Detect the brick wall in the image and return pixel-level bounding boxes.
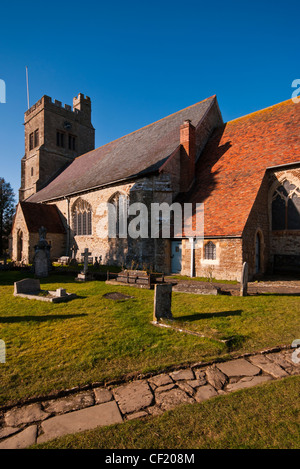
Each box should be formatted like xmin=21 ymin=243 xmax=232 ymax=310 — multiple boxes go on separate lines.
xmin=181 ymin=237 xmax=243 ymax=281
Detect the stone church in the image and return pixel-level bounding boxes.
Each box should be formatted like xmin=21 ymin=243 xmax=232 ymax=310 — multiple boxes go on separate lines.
xmin=11 ymin=92 xmax=300 ymax=280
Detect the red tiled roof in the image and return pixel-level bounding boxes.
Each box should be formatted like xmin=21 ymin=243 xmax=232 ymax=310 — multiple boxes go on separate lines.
xmin=184 ymin=98 xmax=300 ymax=237
xmin=20 ymin=202 xmax=65 ymax=233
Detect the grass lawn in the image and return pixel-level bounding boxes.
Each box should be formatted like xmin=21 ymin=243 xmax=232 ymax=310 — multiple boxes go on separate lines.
xmin=0 ymin=271 xmax=299 ymax=407
xmin=34 ymin=376 xmax=300 ymax=449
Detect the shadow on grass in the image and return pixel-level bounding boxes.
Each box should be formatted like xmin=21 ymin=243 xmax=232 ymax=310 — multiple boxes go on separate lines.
xmin=224 ymin=334 xmax=248 ymax=351
xmin=177 ymin=310 xmax=243 ymax=322
xmin=0 ymin=313 xmax=88 ymax=323
xmin=257 ymin=292 xmax=300 ymax=297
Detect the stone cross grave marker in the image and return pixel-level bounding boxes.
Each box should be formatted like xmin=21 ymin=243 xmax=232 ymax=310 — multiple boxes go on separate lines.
xmin=153 ymin=283 xmax=173 ymax=322
xmin=81 ymin=248 xmax=91 ymax=274
xmin=240 ymin=261 xmax=248 ymax=296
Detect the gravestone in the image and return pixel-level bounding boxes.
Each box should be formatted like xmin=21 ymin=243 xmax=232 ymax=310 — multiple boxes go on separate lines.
xmin=76 ymin=248 xmax=92 ymax=281
xmin=33 ymin=226 xmax=51 ymax=278
xmin=14 ymin=278 xmax=41 ymax=295
xmin=240 ymin=262 xmax=248 ymax=296
xmin=153 ymin=283 xmax=173 ymax=322
xmin=69 ymin=242 xmax=78 ymax=266
xmin=34 ymin=250 xmax=49 ymax=278
xmin=82 ymin=248 xmax=91 ymax=274
xmin=14 ymin=278 xmax=76 ymax=303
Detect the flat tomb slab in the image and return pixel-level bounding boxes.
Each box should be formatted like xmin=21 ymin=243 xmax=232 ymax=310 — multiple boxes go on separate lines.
xmin=14 ymin=291 xmax=77 ymax=303
xmin=14 ymin=279 xmax=77 ymax=302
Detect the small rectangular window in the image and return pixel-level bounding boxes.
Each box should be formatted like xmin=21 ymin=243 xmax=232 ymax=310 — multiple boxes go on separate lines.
xmin=56 ymin=131 xmax=65 ymax=147
xmin=34 ymin=129 xmax=39 ymax=147
xmin=68 ymin=135 xmax=76 ymax=151
xmin=29 ymin=133 xmax=34 ymax=150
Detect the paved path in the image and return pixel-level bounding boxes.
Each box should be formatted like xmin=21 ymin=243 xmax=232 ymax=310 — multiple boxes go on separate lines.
xmin=166 ymin=276 xmax=300 ymax=296
xmin=0 ymin=346 xmax=299 ymax=448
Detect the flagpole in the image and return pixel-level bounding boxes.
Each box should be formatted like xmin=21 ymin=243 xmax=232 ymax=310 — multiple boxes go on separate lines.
xmin=26 ymin=66 xmax=30 ymax=109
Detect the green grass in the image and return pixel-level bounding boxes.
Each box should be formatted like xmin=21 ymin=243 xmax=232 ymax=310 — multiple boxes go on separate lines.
xmin=0 ymin=271 xmax=299 ymax=407
xmin=34 ymin=376 xmax=300 ymax=449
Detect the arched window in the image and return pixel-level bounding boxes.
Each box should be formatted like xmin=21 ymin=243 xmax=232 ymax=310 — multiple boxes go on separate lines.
xmin=108 ymin=192 xmax=128 ymax=238
xmin=272 ymin=180 xmax=300 ymax=230
xmin=72 ymin=198 xmax=92 ymax=236
xmin=204 ymin=241 xmax=216 ymax=260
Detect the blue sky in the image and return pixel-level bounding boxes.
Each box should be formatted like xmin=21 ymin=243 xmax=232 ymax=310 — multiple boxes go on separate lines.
xmin=0 ymin=0 xmax=299 ymax=197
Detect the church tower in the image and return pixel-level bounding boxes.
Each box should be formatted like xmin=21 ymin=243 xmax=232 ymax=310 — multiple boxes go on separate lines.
xmin=19 ymin=93 xmax=95 ymax=201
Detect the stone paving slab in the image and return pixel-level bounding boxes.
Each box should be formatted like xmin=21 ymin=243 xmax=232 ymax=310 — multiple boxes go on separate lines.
xmin=170 ymin=369 xmax=195 ymax=381
xmin=155 ymin=388 xmax=194 ymax=411
xmin=43 ymin=391 xmax=95 ymax=415
xmin=217 ymin=358 xmax=261 ymax=377
xmin=0 ymin=425 xmax=37 ymax=449
xmin=148 ymin=373 xmax=173 ymax=388
xmin=249 ymin=355 xmax=289 ymax=379
xmin=113 ymin=380 xmax=154 ymax=414
xmin=194 ymin=384 xmax=218 ymax=402
xmin=37 ymin=401 xmax=122 ymax=444
xmin=226 ymin=375 xmax=272 ymax=392
xmin=206 ymin=365 xmax=227 ymax=390
xmin=4 ymin=403 xmax=49 ymax=427
xmin=94 ymin=388 xmax=113 ymax=404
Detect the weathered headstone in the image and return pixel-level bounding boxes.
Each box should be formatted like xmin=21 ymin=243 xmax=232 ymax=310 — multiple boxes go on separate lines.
xmin=34 ymin=250 xmax=49 ymax=278
xmin=240 ymin=261 xmax=248 ymax=296
xmin=14 ymin=278 xmax=41 ymax=295
xmin=82 ymin=248 xmax=91 ymax=275
xmin=69 ymin=242 xmax=78 ymax=266
xmin=33 ymin=226 xmax=51 ymax=278
xmin=153 ymin=283 xmax=173 ymax=322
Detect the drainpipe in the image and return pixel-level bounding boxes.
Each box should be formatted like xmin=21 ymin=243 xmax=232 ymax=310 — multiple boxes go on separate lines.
xmin=189 ymin=237 xmax=195 ymax=277
xmin=65 ymin=196 xmax=70 ymax=256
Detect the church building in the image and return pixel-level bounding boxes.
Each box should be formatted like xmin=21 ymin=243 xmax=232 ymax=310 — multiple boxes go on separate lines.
xmin=11 ymin=92 xmax=300 ymax=280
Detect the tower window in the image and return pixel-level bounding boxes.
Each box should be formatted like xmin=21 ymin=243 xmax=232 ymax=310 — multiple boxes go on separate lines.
xmin=34 ymin=129 xmax=39 ymax=147
xmin=29 ymin=129 xmax=39 ymax=150
xmin=31 ymin=167 xmax=34 ymax=177
xmin=56 ymin=131 xmax=65 ymax=147
xmin=68 ymin=135 xmax=76 ymax=151
xmin=29 ymin=133 xmax=34 ymax=150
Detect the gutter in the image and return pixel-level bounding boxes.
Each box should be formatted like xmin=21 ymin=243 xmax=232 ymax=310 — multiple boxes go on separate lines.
xmin=266 ymin=161 xmax=300 ymax=170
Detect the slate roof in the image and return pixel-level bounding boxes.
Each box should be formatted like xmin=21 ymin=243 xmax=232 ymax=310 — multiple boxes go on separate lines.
xmin=182 ymin=98 xmax=300 ymax=237
xmin=20 ymin=202 xmax=65 ymax=233
xmin=28 ymin=96 xmax=217 ymax=203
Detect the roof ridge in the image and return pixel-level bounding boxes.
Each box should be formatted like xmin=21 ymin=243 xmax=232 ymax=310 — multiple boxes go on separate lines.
xmin=76 ymin=95 xmax=217 ymax=160
xmin=226 ymin=97 xmax=295 ymax=125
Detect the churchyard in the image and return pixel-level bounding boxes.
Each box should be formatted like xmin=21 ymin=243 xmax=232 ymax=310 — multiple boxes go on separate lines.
xmin=0 ymin=268 xmax=299 ymax=448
